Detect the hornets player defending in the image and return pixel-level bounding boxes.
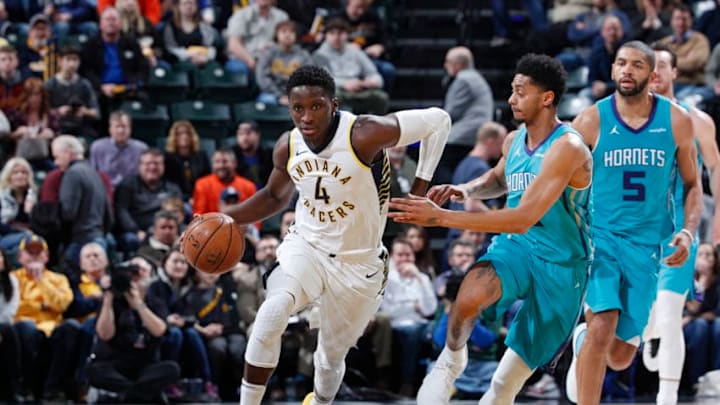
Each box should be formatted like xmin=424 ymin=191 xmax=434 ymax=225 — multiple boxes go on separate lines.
xmin=389 ymin=54 xmax=593 ymax=405
xmin=641 ymin=43 xmax=720 ymax=405
xmin=566 ymin=41 xmax=703 ymax=405
xmin=221 ymin=65 xmax=449 ymax=405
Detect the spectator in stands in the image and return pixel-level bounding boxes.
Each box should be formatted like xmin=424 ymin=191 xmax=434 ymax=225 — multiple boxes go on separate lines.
xmin=192 ymin=148 xmax=256 ymax=215
xmin=313 ymin=17 xmax=388 ymax=114
xmin=427 ymin=273 xmax=499 ymax=397
xmin=332 ymin=0 xmax=395 ymax=91
xmin=137 ymin=209 xmax=180 ymax=266
xmin=682 ymin=243 xmax=720 ymax=390
xmin=380 ymin=237 xmax=437 ymax=397
xmin=115 ymin=148 xmax=182 ymax=254
xmin=279 ymin=208 xmax=294 ymax=238
xmin=490 ymin=0 xmax=548 ymax=47
xmin=434 ymin=238 xmax=476 ymax=297
xmin=0 ymin=248 xmax=21 ymax=402
xmin=116 ymin=0 xmax=161 ymax=69
xmin=52 ymin=135 xmax=113 ymax=268
xmin=81 ymin=7 xmax=149 ymax=112
xmin=181 ymin=269 xmax=242 ymax=400
xmin=98 ymin=0 xmax=161 ymax=25
xmin=161 ymin=196 xmax=186 ymax=228
xmin=400 ymin=224 xmax=436 ymax=278
xmin=704 ymin=42 xmax=720 ymax=103
xmin=553 ymin=0 xmax=630 ymax=71
xmin=658 ymin=4 xmax=711 ymax=100
xmin=231 ymin=121 xmax=273 ymax=188
xmin=46 ymin=0 xmax=98 ymax=39
xmin=450 ymin=121 xmax=506 ymax=213
xmin=6 ymin=77 xmax=59 ymax=169
xmin=161 ymin=0 xmax=219 ymax=68
xmin=88 ymin=259 xmax=180 ymax=403
xmin=225 ymin=0 xmax=289 ymax=74
xmin=17 ymin=14 xmax=58 ymax=80
xmin=12 ymin=234 xmax=76 ymax=401
xmin=628 ymin=0 xmax=671 ymax=44
xmin=256 ymin=20 xmax=311 ymax=105
xmin=45 ymin=45 xmax=100 ymax=138
xmin=63 ymin=242 xmax=109 ymax=391
xmin=233 ymin=235 xmax=276 ymax=330
xmin=148 ymin=247 xmax=218 ymax=399
xmin=90 ymin=110 xmax=148 ymax=187
xmin=581 ymin=14 xmax=626 ymax=102
xmin=162 ymin=120 xmax=210 ymax=200
xmin=0 ymin=157 xmax=35 ymax=261
xmin=695 ymin=0 xmax=720 ymax=50
xmin=439 ymin=46 xmax=493 ymax=185
xmin=0 ymin=45 xmax=25 ymax=111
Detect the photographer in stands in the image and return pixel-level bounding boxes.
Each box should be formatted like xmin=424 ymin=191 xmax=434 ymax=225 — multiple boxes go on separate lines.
xmin=87 ymin=261 xmax=180 ymax=403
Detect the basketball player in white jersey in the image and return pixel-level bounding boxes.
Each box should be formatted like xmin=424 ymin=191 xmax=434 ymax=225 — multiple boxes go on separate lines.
xmin=643 ymin=43 xmax=720 ymax=405
xmin=221 ymin=65 xmax=450 ymax=405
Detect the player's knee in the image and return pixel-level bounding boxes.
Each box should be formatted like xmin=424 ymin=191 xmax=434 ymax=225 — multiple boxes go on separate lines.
xmin=252 ymin=292 xmax=295 ymax=342
xmin=585 ymin=312 xmax=618 ymax=349
xmin=607 ymin=339 xmax=638 ymax=370
xmin=458 ymin=261 xmax=502 ymax=307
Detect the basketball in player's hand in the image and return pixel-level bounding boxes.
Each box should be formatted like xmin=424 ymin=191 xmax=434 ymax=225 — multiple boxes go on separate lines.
xmin=181 ymin=212 xmax=245 ymax=275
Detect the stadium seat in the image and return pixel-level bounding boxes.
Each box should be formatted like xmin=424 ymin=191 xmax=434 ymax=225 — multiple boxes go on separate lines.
xmin=156 ymin=136 xmax=216 ymax=160
xmin=557 ymin=93 xmax=592 ymax=121
xmin=193 ymin=64 xmax=254 ymax=103
xmin=232 ymin=102 xmax=293 ymax=144
xmin=170 ymin=100 xmax=231 ymax=141
xmin=566 ymin=66 xmax=589 ymax=91
xmin=120 ymin=99 xmax=170 ymax=145
xmin=146 ymin=66 xmax=190 ymax=104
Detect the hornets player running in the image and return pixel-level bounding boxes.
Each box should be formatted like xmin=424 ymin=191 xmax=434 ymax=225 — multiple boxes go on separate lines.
xmin=389 ymin=54 xmax=593 ymax=405
xmin=566 ymin=41 xmax=703 ymax=405
xmin=641 ymin=43 xmax=720 ymax=405
xmin=220 ymin=66 xmax=449 ymax=405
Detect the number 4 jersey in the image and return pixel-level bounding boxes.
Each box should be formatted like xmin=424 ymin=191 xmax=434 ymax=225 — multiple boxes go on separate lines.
xmin=286 ymin=110 xmax=391 ymax=256
xmin=593 ymin=94 xmax=676 ymax=246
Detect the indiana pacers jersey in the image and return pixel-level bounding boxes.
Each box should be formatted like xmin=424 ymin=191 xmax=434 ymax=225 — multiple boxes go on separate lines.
xmin=286 ymin=111 xmax=391 ymax=256
xmin=592 ymin=94 xmax=676 ymax=246
xmin=504 ymin=123 xmax=593 ymax=264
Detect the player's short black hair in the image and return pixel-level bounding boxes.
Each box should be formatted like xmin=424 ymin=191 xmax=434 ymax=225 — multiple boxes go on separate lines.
xmin=514 ymin=54 xmax=567 ymax=106
xmin=618 ymin=40 xmax=656 ymax=69
xmin=651 ymin=42 xmax=677 ymax=68
xmin=286 ymin=65 xmax=336 ymax=98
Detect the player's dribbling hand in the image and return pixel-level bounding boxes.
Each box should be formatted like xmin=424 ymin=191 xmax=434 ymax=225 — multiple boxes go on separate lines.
xmin=426 ymin=184 xmax=466 ymax=206
xmin=665 ymin=231 xmax=691 ymax=267
xmin=388 ymin=194 xmax=443 ymax=227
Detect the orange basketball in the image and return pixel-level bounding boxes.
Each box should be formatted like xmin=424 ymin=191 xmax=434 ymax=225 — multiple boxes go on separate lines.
xmin=182 ymin=213 xmax=244 ymax=275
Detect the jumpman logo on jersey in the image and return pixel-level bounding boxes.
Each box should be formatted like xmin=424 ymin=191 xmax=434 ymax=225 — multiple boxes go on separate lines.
xmin=610 ymin=125 xmax=620 ymax=135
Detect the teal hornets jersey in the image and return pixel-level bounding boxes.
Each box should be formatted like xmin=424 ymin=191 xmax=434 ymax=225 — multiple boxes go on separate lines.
xmin=505 ymin=123 xmax=593 ymax=263
xmin=592 ymin=94 xmax=676 ymax=245
xmin=669 ymin=100 xmax=701 ymax=232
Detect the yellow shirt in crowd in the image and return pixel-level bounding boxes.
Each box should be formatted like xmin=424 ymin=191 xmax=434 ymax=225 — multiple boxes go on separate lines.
xmin=13 ymin=268 xmax=73 ymax=336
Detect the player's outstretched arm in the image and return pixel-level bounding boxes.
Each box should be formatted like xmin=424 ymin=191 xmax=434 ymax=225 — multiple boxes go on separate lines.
xmin=223 ymin=133 xmax=296 ymax=226
xmin=426 ymin=131 xmax=514 ymax=206
xmin=389 ymin=133 xmax=591 ymax=233
xmin=692 ymin=108 xmax=720 ymax=245
xmin=351 ymin=107 xmax=450 ymax=196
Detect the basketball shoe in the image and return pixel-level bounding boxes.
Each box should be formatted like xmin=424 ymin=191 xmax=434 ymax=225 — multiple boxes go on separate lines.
xmin=565 ymin=322 xmax=587 ymax=403
xmin=416 ymin=346 xmax=467 ymax=405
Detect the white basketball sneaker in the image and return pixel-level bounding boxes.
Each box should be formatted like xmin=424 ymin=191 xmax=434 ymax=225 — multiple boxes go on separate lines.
xmin=565 ymin=322 xmax=587 ymax=404
xmin=416 ymin=346 xmax=468 ymax=405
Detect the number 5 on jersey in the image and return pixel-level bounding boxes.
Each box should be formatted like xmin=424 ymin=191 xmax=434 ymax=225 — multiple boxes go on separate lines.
xmin=623 ymin=171 xmax=645 ymax=201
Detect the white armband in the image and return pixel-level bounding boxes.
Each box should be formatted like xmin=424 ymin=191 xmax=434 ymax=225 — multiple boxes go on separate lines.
xmin=394 ymin=107 xmax=450 ymax=181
